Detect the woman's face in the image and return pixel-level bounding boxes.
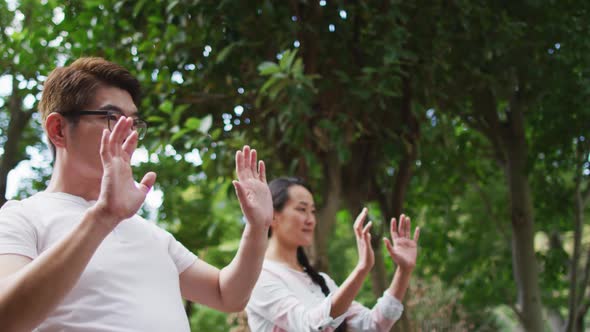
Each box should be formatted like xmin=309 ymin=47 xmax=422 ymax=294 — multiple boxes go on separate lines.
xmin=272 ymin=185 xmax=317 ymax=248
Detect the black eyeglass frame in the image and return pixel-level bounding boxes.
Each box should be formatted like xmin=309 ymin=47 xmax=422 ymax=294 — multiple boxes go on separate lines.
xmin=60 ymin=110 xmax=148 ymax=139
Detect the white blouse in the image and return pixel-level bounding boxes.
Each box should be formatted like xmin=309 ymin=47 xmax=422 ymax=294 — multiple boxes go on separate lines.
xmin=246 ymin=259 xmax=403 ymax=332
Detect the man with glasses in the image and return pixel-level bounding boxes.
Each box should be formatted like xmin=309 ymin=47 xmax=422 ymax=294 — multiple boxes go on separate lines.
xmin=60 ymin=107 xmax=148 ymax=140
xmin=0 ymin=57 xmax=273 ymax=331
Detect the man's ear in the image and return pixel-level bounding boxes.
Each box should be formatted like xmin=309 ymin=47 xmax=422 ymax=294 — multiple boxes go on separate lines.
xmin=45 ymin=113 xmax=67 ymax=148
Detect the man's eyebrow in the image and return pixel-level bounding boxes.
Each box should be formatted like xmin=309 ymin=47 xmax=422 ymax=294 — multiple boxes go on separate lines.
xmin=98 ymin=104 xmax=138 ymax=117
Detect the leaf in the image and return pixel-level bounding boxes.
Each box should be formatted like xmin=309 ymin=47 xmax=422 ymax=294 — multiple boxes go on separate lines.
xmin=292 ymin=58 xmax=304 ymax=76
xmin=210 ymin=128 xmax=222 ymax=140
xmin=185 ymin=117 xmax=201 ymax=130
xmin=148 ymin=15 xmax=164 ymax=24
xmin=159 ymin=100 xmax=174 ymax=114
xmin=268 ymin=80 xmax=289 ymax=100
xmin=166 ymin=0 xmax=179 ymax=13
xmin=170 ymin=104 xmax=189 ymax=126
xmin=171 ymin=128 xmax=189 ymax=143
xmin=146 ymin=115 xmax=167 ymax=123
xmin=216 ymin=44 xmax=235 ymax=64
xmin=258 ymin=61 xmax=280 ymax=75
xmin=217 ymin=239 xmax=240 ymax=251
xmin=279 ymin=49 xmax=298 ymax=71
xmin=259 ymin=75 xmax=281 ymax=95
xmin=132 ymin=0 xmax=147 ymax=18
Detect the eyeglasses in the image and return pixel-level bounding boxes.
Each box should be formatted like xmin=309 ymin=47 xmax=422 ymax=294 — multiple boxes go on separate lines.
xmin=61 ymin=110 xmax=148 ymax=139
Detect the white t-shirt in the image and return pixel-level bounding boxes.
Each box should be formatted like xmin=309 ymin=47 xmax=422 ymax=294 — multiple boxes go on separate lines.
xmin=246 ymin=259 xmax=403 ymax=332
xmin=0 ymin=192 xmax=198 ymax=332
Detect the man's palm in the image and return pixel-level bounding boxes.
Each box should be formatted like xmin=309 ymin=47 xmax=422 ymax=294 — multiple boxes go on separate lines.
xmin=233 ymin=146 xmax=273 ymax=228
xmin=96 ymin=118 xmax=156 ymax=228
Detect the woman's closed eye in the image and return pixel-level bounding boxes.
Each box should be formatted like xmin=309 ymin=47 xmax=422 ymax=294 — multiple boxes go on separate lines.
xmin=296 ymin=207 xmax=316 ymax=215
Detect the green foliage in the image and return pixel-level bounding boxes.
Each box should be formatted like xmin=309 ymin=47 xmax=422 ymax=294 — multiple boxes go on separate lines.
xmin=189 ymin=303 xmax=231 ymax=332
xmin=4 ymin=0 xmax=590 ymax=330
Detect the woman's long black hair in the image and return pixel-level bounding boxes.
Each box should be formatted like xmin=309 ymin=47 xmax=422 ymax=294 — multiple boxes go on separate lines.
xmin=269 ymin=177 xmax=346 ymax=332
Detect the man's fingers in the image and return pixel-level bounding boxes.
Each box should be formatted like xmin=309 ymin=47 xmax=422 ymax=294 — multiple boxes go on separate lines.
xmin=110 ymin=116 xmax=130 ymax=152
xmin=235 ymin=150 xmax=245 ymax=180
xmin=122 ymin=130 xmax=139 ymax=158
xmin=258 ymin=160 xmax=267 ymax=183
xmin=236 ymin=146 xmax=257 ymax=181
xmin=243 ymin=146 xmax=251 ymax=170
xmin=405 ymin=216 xmax=411 ymax=238
xmin=250 ymin=149 xmax=258 ymax=175
xmin=118 ymin=118 xmax=134 ymax=153
xmin=100 ymin=129 xmax=111 ymax=162
xmin=137 ymin=171 xmax=157 ymax=194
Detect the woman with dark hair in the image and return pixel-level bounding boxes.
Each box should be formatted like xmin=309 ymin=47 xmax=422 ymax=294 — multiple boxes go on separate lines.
xmin=246 ymin=177 xmax=420 ymax=332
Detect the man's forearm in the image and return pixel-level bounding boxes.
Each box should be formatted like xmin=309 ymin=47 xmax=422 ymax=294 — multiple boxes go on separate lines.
xmin=218 ymin=223 xmax=269 ymax=311
xmin=0 ymin=207 xmax=114 ymax=332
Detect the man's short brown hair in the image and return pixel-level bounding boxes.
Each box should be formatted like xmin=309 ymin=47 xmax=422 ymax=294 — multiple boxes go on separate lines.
xmin=39 ymin=57 xmax=141 ymax=156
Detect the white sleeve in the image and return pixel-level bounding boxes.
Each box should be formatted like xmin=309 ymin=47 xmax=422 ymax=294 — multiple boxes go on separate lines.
xmin=0 ymin=201 xmax=38 ymax=259
xmin=322 ymin=274 xmax=403 ymax=332
xmin=341 ymin=292 xmax=403 ymax=332
xmin=247 ymin=270 xmax=345 ymax=332
xmin=151 ymin=224 xmax=197 ymax=274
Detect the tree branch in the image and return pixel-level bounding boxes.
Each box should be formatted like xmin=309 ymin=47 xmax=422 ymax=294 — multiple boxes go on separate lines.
xmin=0 ymin=77 xmax=35 ymax=206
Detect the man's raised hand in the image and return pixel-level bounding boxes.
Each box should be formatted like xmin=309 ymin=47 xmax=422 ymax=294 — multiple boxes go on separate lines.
xmin=95 ymin=117 xmax=156 ymax=229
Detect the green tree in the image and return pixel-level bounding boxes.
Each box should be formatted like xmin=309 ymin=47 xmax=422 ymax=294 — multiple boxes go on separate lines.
xmin=5 ymin=1 xmax=590 ymax=330
xmin=428 ymin=1 xmax=590 ymax=330
xmin=0 ymin=0 xmax=66 ymax=206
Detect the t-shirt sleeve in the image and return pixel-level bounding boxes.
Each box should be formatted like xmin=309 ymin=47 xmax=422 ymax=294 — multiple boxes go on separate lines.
xmin=151 ymin=225 xmax=197 ymax=274
xmin=0 ymin=201 xmax=38 ymax=259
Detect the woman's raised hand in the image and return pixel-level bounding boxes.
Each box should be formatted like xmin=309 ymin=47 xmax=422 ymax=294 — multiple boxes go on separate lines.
xmin=383 ymin=214 xmax=420 ymax=271
xmin=353 ymin=207 xmax=374 ymax=274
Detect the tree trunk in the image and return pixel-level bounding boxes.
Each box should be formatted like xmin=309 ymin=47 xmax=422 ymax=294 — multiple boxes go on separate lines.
xmin=573 ymin=246 xmax=590 ymax=331
xmin=368 ymin=77 xmax=418 ymax=332
xmin=369 ymin=241 xmax=388 ymax=296
xmin=388 ymin=152 xmax=416 ymax=332
xmin=0 ymin=77 xmax=34 ymax=207
xmin=474 ymin=86 xmax=545 ymax=332
xmin=310 ymin=152 xmax=342 ymax=273
xmin=565 ymin=156 xmax=585 ymax=332
xmin=574 ymin=301 xmax=588 ymax=332
xmin=502 ymin=106 xmax=545 ymax=332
